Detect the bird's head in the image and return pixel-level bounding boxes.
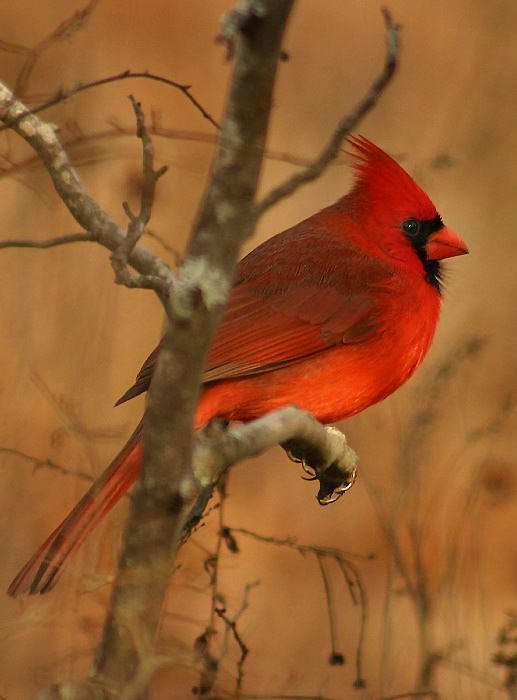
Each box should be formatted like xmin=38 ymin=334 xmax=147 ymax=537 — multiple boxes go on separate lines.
xmin=347 ymin=136 xmax=468 ymax=289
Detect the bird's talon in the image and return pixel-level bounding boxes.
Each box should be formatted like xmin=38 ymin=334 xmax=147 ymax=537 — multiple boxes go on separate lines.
xmin=285 ymin=449 xmax=303 ymax=464
xmin=337 ymin=468 xmax=357 ymax=493
xmin=316 ymin=466 xmax=358 ymax=505
xmin=301 ymin=460 xmax=315 ymax=476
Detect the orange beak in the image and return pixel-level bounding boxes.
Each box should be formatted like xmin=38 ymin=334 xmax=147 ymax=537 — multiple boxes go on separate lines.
xmin=425 ymin=226 xmax=469 ymax=261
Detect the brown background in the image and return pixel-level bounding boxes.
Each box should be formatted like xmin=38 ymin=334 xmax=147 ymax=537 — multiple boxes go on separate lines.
xmin=0 ymin=1 xmax=515 ymax=698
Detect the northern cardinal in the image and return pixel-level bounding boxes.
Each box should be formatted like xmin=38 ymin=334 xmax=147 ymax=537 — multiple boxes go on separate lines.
xmin=7 ymin=137 xmax=468 ymax=596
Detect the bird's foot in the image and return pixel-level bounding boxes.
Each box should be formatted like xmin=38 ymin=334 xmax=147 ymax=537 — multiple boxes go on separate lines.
xmin=282 ymin=426 xmax=358 ymax=505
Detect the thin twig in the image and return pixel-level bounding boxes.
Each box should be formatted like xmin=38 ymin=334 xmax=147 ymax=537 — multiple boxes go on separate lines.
xmin=0 ymin=232 xmax=95 ymax=249
xmin=0 ymin=447 xmax=93 ymax=482
xmin=0 ymin=125 xmax=348 ymax=184
xmin=0 ymin=80 xmax=174 ymax=306
xmin=335 ymin=558 xmax=368 ymax=688
xmin=192 ymin=476 xmax=228 ymax=696
xmin=378 ymin=692 xmax=439 ymax=700
xmin=316 ymin=554 xmax=344 ymax=666
xmin=254 ymin=7 xmax=400 ymax=215
xmin=232 ymin=694 xmax=338 ymax=700
xmin=214 ymin=605 xmax=250 ymax=691
xmin=12 ymin=0 xmax=101 ymax=96
xmin=143 ymin=230 xmax=183 ymax=267
xmin=0 ymin=69 xmax=220 ymax=133
xmin=230 ymin=526 xmax=372 ymax=562
xmin=231 ymin=526 xmax=371 ymax=687
xmin=109 ymin=96 xmax=170 ymax=299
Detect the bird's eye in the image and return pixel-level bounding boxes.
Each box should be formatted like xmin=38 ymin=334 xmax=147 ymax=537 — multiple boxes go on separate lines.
xmin=401 ymin=218 xmax=420 ymax=236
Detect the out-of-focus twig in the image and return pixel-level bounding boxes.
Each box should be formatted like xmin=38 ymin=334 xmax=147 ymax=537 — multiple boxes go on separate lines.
xmin=254 ymin=7 xmax=400 ymax=215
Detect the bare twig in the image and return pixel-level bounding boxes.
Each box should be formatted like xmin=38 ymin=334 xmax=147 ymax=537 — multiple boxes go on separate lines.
xmin=0 ymin=80 xmax=174 ymax=307
xmin=335 ymin=558 xmax=368 ymax=688
xmin=143 ymin=230 xmax=183 ymax=267
xmin=0 ymin=447 xmax=93 ymax=482
xmin=254 ymin=7 xmax=400 ymax=215
xmin=109 ymin=96 xmax=171 ymax=300
xmin=193 ymin=407 xmax=358 ymax=502
xmin=231 ymin=696 xmax=337 ymax=700
xmin=0 ymin=69 xmax=220 ymax=132
xmin=192 ymin=473 xmax=229 ymax=696
xmin=11 ymin=0 xmax=101 ymax=97
xmin=378 ymin=693 xmax=439 ymax=700
xmin=0 ymin=124 xmax=348 ymax=184
xmin=230 ymin=524 xmax=371 ymax=689
xmin=316 ymin=554 xmax=345 ymax=666
xmin=214 ymin=605 xmax=250 ymax=691
xmin=230 ymin=526 xmax=373 ymax=562
xmin=0 ymin=232 xmax=95 ymax=249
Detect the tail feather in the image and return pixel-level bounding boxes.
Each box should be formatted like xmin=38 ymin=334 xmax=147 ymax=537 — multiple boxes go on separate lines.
xmin=7 ymin=421 xmax=144 ymax=597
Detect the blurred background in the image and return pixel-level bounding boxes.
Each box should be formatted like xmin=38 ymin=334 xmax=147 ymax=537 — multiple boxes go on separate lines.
xmin=0 ymin=0 xmax=515 ymax=698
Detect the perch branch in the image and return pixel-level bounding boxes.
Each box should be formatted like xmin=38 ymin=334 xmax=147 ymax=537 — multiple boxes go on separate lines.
xmin=193 ymin=407 xmax=358 ymax=503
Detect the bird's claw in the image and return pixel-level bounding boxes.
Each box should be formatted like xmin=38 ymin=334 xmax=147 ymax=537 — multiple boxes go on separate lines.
xmin=283 ymin=430 xmax=358 ymax=504
xmin=316 ymin=466 xmax=358 ymax=505
xmin=300 ymin=460 xmax=317 ymax=480
xmin=286 ymin=449 xmax=317 ymax=479
xmin=285 ymin=447 xmax=303 ymax=465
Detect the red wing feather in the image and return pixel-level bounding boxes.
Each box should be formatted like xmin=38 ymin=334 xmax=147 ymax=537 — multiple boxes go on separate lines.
xmin=117 ymin=223 xmax=394 ymax=399
xmin=203 ymin=282 xmax=380 ymax=381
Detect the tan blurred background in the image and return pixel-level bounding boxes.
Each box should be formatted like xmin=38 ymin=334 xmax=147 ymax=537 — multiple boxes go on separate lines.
xmin=0 ymin=0 xmax=515 ymax=698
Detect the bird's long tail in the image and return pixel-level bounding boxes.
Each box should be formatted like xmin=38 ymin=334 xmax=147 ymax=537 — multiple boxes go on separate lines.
xmin=7 ymin=420 xmax=144 ymax=597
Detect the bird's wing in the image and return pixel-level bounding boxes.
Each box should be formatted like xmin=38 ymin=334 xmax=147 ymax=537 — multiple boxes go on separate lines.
xmin=116 ymin=227 xmax=395 ymax=401
xmin=115 ymin=347 xmax=159 ymax=405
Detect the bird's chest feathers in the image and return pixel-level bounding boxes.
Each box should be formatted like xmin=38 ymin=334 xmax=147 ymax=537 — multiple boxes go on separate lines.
xmin=298 ymin=276 xmax=441 ymax=421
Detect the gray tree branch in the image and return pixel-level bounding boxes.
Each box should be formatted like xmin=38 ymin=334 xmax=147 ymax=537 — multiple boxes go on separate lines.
xmin=0 ymin=80 xmax=174 ymax=305
xmin=254 ymin=7 xmax=400 ymax=215
xmin=89 ymin=1 xmax=297 ymax=697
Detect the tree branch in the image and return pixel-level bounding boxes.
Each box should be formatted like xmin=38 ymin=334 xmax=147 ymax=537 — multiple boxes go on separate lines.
xmin=109 ymin=96 xmax=171 ymax=301
xmin=0 ymin=69 xmax=220 ymax=132
xmin=0 ymin=124 xmax=348 ymax=184
xmin=88 ymin=2 xmax=297 ymax=696
xmin=0 ymin=232 xmax=95 ymax=249
xmin=0 ymin=81 xmax=174 ymax=307
xmin=254 ymin=6 xmax=400 ymax=215
xmin=192 ymin=407 xmax=358 ymax=504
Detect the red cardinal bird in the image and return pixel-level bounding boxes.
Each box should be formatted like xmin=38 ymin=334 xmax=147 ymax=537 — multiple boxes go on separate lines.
xmin=7 ymin=137 xmax=468 ymax=596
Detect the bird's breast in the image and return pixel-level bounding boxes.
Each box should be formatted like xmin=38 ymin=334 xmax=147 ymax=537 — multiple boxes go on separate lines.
xmin=195 ymin=286 xmax=441 ymax=428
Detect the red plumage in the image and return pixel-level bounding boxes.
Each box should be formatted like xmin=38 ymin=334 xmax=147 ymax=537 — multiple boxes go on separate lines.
xmin=7 ymin=137 xmax=468 ymax=596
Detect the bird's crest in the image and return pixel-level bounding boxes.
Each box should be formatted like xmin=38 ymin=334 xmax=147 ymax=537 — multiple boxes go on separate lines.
xmin=347 ymin=135 xmax=439 ymax=222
